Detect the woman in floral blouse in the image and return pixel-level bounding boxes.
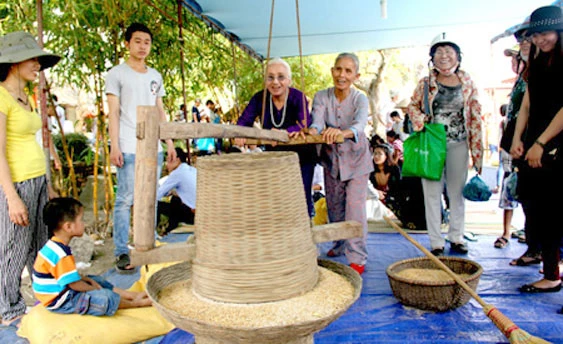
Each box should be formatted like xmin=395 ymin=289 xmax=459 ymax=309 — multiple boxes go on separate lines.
xmin=406 ymin=33 xmax=483 ymax=257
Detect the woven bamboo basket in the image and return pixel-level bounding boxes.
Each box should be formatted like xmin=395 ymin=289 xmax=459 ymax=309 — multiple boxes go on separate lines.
xmin=386 ymin=257 xmax=483 ymax=312
xmin=146 ymin=259 xmax=362 ymax=344
xmin=193 ymin=152 xmax=318 ymax=303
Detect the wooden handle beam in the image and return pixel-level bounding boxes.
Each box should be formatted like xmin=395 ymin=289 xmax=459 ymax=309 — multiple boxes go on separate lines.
xmin=245 ymin=133 xmax=343 ymax=146
xmin=312 ymin=221 xmax=363 ymax=243
xmin=159 ymin=122 xmax=289 ymax=141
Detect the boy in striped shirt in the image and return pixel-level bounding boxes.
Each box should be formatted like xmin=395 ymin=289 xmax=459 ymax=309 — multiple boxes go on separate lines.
xmin=32 ymin=198 xmax=151 ymax=315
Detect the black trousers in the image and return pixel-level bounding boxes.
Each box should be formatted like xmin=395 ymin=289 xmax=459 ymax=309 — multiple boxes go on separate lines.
xmin=157 ymin=195 xmax=194 ymax=234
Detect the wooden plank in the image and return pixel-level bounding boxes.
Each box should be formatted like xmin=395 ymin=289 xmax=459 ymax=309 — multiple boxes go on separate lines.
xmin=245 ymin=133 xmax=344 ymax=146
xmin=133 ymin=106 xmax=160 ymax=252
xmin=159 ymin=122 xmax=289 ymax=141
xmin=130 ymin=243 xmax=196 ymax=266
xmin=312 ymin=221 xmax=363 ymax=243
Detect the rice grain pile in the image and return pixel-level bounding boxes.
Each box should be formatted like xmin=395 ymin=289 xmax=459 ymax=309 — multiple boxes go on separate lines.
xmin=158 ymin=267 xmax=354 ymax=328
xmin=396 ymin=268 xmax=470 ymax=282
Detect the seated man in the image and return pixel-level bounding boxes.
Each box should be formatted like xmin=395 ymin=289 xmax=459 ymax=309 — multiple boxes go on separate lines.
xmin=157 ymin=147 xmax=197 ymax=234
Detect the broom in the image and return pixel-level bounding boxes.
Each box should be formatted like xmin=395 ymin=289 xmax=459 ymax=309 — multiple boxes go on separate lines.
xmin=383 ymin=216 xmax=551 ymax=344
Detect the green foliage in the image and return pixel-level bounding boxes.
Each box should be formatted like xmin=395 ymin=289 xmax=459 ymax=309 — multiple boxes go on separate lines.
xmin=53 ymin=133 xmax=94 ymax=166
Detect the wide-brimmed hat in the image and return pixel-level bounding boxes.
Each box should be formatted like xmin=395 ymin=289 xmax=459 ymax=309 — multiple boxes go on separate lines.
xmin=0 ymin=31 xmax=60 ymax=70
xmin=527 ymin=6 xmax=563 ymax=34
xmin=513 ymin=20 xmax=529 ymax=40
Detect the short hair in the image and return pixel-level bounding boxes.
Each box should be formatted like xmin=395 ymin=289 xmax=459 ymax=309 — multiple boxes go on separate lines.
xmin=179 ymin=104 xmax=185 ymax=110
xmin=43 ymin=197 xmax=84 ymax=237
xmin=334 ymin=53 xmax=360 ymax=73
xmin=52 ymin=95 xmax=58 ymax=102
xmin=206 ymin=99 xmax=215 ymax=106
xmin=267 ymin=57 xmax=292 ymax=79
xmin=386 ymin=130 xmax=399 ymax=139
xmin=175 ymin=147 xmax=187 ymax=163
xmin=389 ymin=111 xmax=401 ymax=118
xmin=125 ymin=22 xmax=152 ymax=42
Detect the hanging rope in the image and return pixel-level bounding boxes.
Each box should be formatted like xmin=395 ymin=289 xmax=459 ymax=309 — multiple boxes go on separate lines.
xmin=260 ymin=0 xmax=276 ymax=127
xmin=295 ymin=0 xmax=307 ymax=129
xmin=231 ymin=41 xmax=241 ymax=122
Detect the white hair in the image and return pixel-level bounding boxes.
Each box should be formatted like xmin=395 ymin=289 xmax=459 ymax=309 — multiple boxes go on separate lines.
xmin=266 ymin=57 xmax=292 ymax=79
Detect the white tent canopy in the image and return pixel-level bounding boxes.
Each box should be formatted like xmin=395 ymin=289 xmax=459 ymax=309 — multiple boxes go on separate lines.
xmin=183 ymin=0 xmax=553 ymax=60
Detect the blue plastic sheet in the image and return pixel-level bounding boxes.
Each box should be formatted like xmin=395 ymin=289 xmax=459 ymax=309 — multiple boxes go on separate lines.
xmin=5 ymin=232 xmax=560 ymax=343
xmin=157 ymin=232 xmax=562 ymax=344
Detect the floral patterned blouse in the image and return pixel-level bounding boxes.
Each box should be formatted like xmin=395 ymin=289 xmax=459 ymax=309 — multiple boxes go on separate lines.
xmin=406 ymin=69 xmax=483 ymax=170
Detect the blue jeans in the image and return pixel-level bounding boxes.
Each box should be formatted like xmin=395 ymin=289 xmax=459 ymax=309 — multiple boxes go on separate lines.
xmin=49 ymin=276 xmax=120 ymax=316
xmin=113 ymin=152 xmax=163 ymax=257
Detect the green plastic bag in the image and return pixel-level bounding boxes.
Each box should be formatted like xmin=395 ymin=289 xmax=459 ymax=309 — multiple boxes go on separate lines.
xmin=402 ymin=123 xmax=447 ymax=181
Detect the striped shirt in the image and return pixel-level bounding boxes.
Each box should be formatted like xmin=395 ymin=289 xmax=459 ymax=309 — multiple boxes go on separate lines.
xmin=32 ymin=237 xmax=81 ymax=308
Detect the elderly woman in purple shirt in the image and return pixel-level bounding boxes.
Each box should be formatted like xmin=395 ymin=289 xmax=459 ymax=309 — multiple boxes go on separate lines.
xmin=308 ymin=53 xmax=373 ymax=275
xmin=236 ymin=58 xmax=317 ymax=217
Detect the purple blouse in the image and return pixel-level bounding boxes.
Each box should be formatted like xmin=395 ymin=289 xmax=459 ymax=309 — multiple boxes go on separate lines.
xmin=237 ymin=87 xmax=311 ymax=132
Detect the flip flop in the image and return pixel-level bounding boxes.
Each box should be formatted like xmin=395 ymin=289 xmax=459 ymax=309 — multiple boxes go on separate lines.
xmin=494 ymin=237 xmax=509 ymax=249
xmin=115 ymin=254 xmax=136 ymax=274
xmin=510 ymin=254 xmax=542 ymax=266
xmin=464 ymin=232 xmax=478 ymax=242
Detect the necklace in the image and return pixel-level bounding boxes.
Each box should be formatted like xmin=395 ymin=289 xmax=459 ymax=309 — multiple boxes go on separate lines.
xmin=17 ymin=96 xmax=29 ymax=106
xmin=1 ymin=82 xmax=28 ymax=106
xmin=269 ymin=90 xmax=288 ymax=128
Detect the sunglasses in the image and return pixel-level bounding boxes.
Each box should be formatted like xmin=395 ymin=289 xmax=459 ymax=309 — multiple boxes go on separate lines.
xmin=517 ymin=36 xmax=532 ymax=44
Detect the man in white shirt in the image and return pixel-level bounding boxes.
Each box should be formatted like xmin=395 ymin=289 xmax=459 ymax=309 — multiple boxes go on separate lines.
xmin=157 ymin=148 xmax=197 ymax=234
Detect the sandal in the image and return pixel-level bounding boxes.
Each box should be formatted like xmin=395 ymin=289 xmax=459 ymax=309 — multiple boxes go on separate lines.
xmin=510 ymin=252 xmax=542 ymax=266
xmin=494 ymin=237 xmax=509 ymax=249
xmin=115 ymin=254 xmax=136 ymax=274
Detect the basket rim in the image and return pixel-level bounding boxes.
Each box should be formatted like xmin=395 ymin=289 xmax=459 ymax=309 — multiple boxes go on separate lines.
xmin=147 ymin=259 xmax=362 ymax=334
xmin=385 ymin=256 xmax=483 ymax=286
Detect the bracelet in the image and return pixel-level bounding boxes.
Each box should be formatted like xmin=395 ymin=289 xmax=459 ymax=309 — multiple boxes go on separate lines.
xmin=534 ymin=140 xmax=546 ymax=148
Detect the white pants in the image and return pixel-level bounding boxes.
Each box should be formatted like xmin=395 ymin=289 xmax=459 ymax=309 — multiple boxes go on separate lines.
xmin=422 ymin=140 xmax=469 ymax=250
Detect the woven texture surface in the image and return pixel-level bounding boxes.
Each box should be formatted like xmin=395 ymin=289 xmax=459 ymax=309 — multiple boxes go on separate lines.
xmin=193 ymin=152 xmax=317 ymax=303
xmin=386 ymin=257 xmax=483 ymax=312
xmin=147 ymin=259 xmax=361 ymax=344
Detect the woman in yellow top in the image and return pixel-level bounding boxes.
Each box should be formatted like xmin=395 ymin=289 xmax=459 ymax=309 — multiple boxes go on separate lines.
xmin=0 ymin=31 xmax=60 ymax=327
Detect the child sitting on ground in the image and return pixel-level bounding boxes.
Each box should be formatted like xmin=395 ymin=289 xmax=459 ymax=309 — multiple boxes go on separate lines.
xmin=32 ymin=197 xmax=152 ymax=316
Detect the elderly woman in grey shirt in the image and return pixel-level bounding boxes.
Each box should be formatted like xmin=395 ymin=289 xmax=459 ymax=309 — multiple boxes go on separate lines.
xmin=308 ymin=53 xmax=373 ymax=275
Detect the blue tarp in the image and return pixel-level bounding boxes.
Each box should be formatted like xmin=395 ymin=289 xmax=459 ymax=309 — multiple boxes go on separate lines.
xmin=4 ymin=231 xmax=560 ymax=343
xmin=151 ymin=232 xmax=562 ymax=344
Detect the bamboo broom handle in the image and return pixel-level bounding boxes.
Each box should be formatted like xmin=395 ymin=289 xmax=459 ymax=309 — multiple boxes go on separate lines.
xmin=383 ymin=216 xmax=488 ymax=308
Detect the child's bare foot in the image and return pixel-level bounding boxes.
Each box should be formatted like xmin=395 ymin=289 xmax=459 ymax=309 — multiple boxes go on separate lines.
xmin=136 ymin=295 xmax=152 ymax=307
xmin=134 ymin=291 xmax=149 ymax=302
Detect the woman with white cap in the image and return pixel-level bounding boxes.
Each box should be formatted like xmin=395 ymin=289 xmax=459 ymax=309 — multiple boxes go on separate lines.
xmin=406 ymin=33 xmax=483 ymax=256
xmin=510 ymin=5 xmax=563 ymax=296
xmin=0 ymin=31 xmax=60 ymax=327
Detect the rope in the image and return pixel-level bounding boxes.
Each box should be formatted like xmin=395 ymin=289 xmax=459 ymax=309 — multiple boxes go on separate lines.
xmin=231 ymin=42 xmax=240 ymax=122
xmin=260 ymin=0 xmax=276 ymax=127
xmin=295 ymin=0 xmax=307 ymax=129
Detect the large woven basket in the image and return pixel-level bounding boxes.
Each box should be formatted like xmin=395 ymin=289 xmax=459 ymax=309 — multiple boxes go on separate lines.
xmin=146 ymin=259 xmax=362 ymax=344
xmin=386 ymin=257 xmax=482 ymax=312
xmin=193 ymin=152 xmax=317 ymax=303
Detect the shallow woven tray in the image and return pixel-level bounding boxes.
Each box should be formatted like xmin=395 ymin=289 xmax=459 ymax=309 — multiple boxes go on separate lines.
xmin=146 ymin=259 xmax=362 ymax=344
xmin=386 ymin=257 xmax=483 ymax=312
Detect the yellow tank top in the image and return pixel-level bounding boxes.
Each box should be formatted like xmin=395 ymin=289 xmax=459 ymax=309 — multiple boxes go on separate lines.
xmin=0 ymin=86 xmax=46 ymax=182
